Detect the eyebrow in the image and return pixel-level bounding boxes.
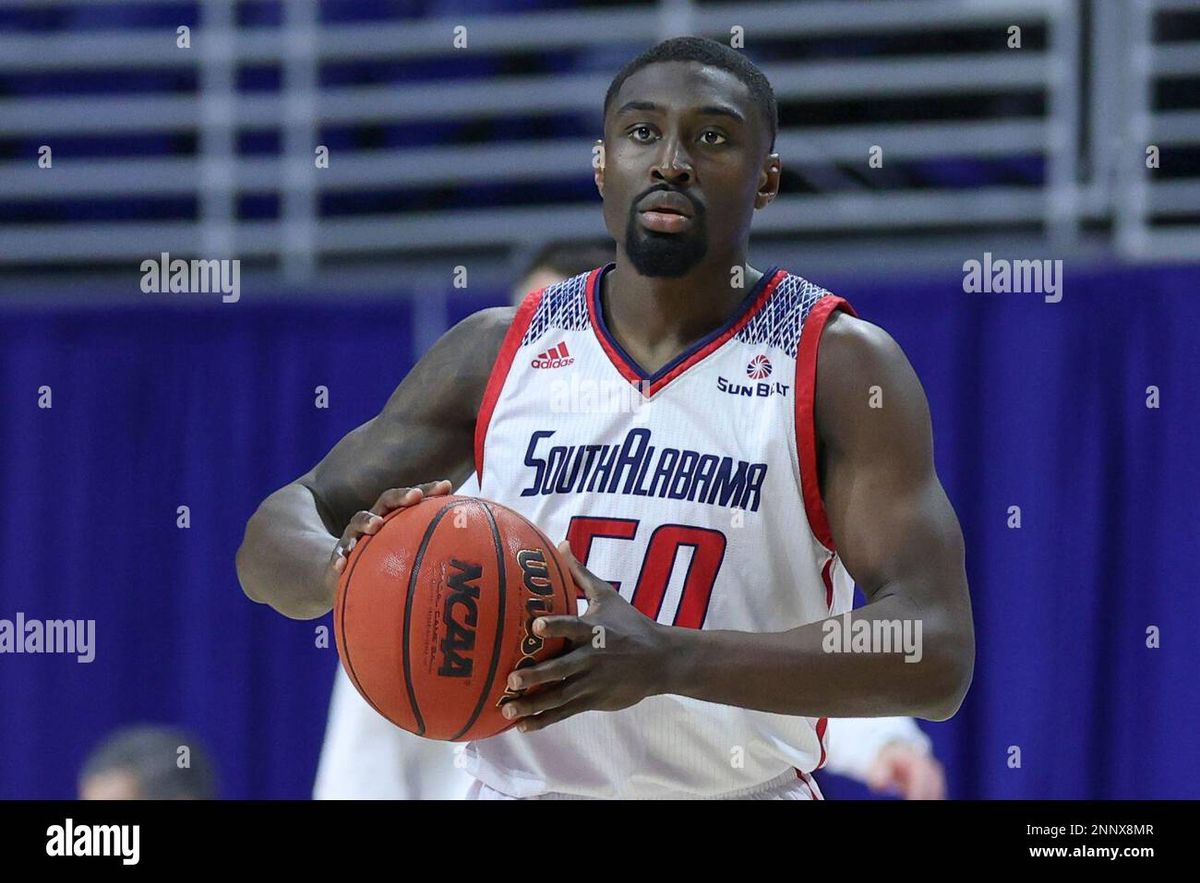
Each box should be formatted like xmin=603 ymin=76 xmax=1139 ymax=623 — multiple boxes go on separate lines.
xmin=615 ymin=100 xmax=745 ymax=124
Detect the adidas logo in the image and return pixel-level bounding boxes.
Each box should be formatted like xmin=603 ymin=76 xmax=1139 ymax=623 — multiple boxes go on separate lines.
xmin=531 ymin=341 xmax=574 ymax=369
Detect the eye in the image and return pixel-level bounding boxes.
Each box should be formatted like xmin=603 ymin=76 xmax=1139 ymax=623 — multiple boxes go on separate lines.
xmin=699 ymin=130 xmax=727 ymax=145
xmin=629 ymin=125 xmax=656 ymax=143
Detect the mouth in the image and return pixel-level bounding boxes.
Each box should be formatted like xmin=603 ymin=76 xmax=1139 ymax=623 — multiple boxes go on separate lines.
xmin=637 ymin=206 xmax=694 ymax=233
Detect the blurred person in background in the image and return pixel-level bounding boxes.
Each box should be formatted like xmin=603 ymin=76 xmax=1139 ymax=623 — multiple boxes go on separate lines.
xmin=79 ymin=725 xmax=216 ymax=800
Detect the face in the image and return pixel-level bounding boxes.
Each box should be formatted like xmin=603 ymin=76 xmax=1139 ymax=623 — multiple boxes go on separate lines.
xmin=596 ymin=61 xmax=779 ymax=278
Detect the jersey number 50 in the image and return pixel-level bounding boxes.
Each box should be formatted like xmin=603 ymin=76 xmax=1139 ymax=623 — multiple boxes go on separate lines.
xmin=565 ymin=516 xmax=727 ymax=629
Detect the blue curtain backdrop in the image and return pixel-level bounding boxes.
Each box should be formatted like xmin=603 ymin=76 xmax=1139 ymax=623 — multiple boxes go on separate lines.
xmin=1 ymin=263 xmax=1196 ymax=799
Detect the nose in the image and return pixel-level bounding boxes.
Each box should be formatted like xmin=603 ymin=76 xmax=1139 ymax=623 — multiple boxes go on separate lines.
xmin=651 ymin=136 xmax=692 ymax=184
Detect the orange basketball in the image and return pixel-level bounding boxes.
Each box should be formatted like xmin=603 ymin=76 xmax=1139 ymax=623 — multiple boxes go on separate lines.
xmin=333 ymin=495 xmax=577 ymax=741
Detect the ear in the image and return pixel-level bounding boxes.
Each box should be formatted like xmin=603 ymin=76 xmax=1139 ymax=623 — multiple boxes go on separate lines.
xmin=755 ymin=153 xmax=781 ymax=209
xmin=593 ymin=139 xmax=606 ymax=198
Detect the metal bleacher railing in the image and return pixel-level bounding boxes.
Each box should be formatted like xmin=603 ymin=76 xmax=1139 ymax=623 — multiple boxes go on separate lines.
xmin=0 ymin=0 xmax=1197 ymax=299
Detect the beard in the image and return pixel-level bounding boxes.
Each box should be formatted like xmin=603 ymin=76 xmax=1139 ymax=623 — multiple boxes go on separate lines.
xmin=624 ymin=207 xmax=708 ymax=277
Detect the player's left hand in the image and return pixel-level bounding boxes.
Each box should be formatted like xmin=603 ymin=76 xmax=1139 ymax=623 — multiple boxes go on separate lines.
xmin=500 ymin=541 xmax=672 ymax=732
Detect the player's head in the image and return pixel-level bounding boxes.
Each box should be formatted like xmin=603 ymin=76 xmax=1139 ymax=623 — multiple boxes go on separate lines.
xmin=597 ymin=36 xmax=780 ymax=278
xmin=511 ymin=240 xmax=617 ymax=305
xmin=78 ymin=725 xmax=216 ymax=800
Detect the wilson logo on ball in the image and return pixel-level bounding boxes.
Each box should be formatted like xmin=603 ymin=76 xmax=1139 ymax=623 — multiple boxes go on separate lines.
xmin=438 ymin=559 xmax=481 ymax=678
xmin=497 ymin=548 xmax=556 ymax=706
xmin=746 ymin=354 xmax=772 ymax=379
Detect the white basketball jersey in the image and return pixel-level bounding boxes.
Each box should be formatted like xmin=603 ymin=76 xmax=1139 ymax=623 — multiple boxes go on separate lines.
xmin=464 ymin=262 xmax=858 ymax=798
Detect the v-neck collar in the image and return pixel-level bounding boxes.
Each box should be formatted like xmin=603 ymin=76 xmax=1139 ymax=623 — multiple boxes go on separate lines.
xmin=586 ymin=261 xmax=782 ymax=398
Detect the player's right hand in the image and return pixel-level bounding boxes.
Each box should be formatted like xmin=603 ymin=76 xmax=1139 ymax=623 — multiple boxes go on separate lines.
xmin=324 ymin=480 xmax=453 ymax=601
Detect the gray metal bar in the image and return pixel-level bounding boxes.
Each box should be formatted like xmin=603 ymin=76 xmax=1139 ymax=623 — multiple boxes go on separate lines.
xmin=0 ymin=188 xmax=1048 ymax=262
xmin=280 ymin=0 xmax=318 ymax=282
xmin=1115 ymin=0 xmax=1154 ymax=259
xmin=198 ymin=0 xmax=236 ymax=260
xmin=1045 ymin=0 xmax=1082 ymax=246
xmin=0 ymin=55 xmax=1053 ymax=136
xmin=0 ymin=119 xmax=1051 ymax=199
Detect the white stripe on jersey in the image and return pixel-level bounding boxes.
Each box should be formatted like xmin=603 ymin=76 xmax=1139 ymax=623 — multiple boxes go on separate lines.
xmin=465 ymin=262 xmax=857 ymax=798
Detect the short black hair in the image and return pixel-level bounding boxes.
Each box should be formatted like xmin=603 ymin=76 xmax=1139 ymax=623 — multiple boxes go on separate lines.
xmin=604 ymin=36 xmax=778 ymax=154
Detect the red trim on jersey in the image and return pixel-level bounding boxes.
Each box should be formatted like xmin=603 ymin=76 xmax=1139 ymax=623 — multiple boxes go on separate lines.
xmin=795 ymin=768 xmax=823 ymax=799
xmin=587 ymin=265 xmax=786 ymax=398
xmin=794 ymin=294 xmax=859 ymax=553
xmin=808 ymin=532 xmax=841 ymax=773
xmin=474 ymin=289 xmax=544 ymax=480
xmin=821 ymin=556 xmax=835 ymax=610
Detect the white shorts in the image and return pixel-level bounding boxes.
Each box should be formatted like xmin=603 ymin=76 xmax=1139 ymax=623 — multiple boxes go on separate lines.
xmin=466 ymin=769 xmax=824 ymax=800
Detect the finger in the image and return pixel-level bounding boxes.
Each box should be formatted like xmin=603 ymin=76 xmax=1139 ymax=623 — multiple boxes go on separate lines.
xmin=370 ymin=487 xmax=424 ymax=515
xmin=531 ymin=615 xmax=593 ymax=644
xmin=503 ymin=675 xmax=587 ymax=720
xmin=371 ymin=481 xmax=455 ymax=516
xmin=556 ymin=541 xmax=616 ymax=605
xmin=420 ymin=479 xmax=454 ymax=497
xmin=334 ymin=510 xmax=384 ymax=560
xmin=506 ymin=647 xmax=590 ymax=692
xmin=516 ymin=697 xmax=592 ymax=733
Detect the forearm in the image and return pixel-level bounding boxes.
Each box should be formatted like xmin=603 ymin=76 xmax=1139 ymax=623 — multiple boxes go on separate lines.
xmin=661 ymin=592 xmax=972 ymax=721
xmin=236 ymin=483 xmax=337 ymax=620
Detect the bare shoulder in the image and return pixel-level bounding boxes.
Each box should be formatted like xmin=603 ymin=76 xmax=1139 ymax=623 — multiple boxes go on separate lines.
xmin=444 ymin=305 xmax=517 ymax=364
xmin=402 ymin=305 xmax=518 ymax=419
xmin=814 ymin=309 xmax=932 ymax=454
xmin=816 ymin=310 xmax=912 ymax=386
xmin=458 ymin=305 xmax=520 ymax=414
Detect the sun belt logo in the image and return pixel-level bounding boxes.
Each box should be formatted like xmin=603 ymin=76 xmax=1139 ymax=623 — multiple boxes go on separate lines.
xmin=532 ymin=341 xmax=574 ymax=369
xmin=746 ymin=354 xmax=772 ymax=379
xmin=718 ymin=353 xmax=790 ymax=398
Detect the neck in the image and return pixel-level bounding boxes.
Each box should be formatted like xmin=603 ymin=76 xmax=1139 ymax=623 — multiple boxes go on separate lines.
xmin=600 ymin=253 xmax=765 ymax=374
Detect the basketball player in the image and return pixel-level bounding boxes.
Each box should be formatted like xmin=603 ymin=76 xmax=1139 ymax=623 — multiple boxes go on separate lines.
xmin=238 ymin=37 xmax=974 ymax=800
xmin=313 ymin=244 xmax=948 ymax=800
